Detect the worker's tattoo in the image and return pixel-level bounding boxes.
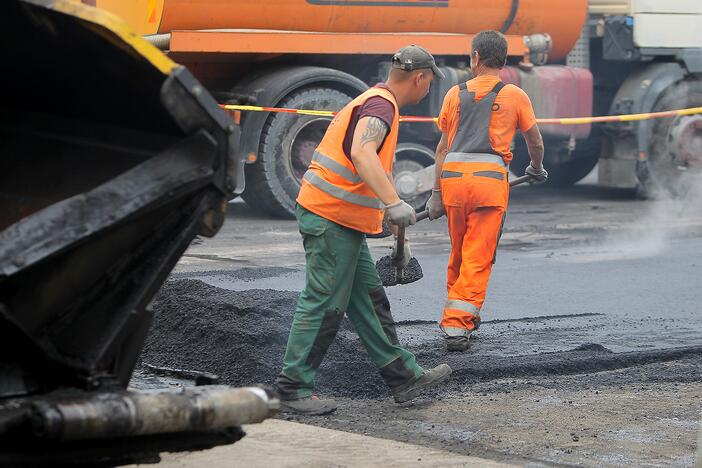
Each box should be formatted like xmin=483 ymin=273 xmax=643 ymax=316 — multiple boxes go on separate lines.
xmin=360 ymin=117 xmax=388 ymax=148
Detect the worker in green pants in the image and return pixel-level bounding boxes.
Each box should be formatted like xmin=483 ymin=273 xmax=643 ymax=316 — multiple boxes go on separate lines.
xmin=276 ymin=46 xmax=452 ymax=415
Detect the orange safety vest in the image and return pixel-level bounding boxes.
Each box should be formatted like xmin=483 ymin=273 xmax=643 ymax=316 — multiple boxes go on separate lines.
xmin=297 ymin=87 xmax=400 ymax=234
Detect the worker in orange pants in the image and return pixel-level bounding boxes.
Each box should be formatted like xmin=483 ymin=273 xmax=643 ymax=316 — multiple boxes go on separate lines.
xmin=442 ymin=167 xmax=508 ymax=333
xmin=426 ymin=30 xmax=548 ymax=351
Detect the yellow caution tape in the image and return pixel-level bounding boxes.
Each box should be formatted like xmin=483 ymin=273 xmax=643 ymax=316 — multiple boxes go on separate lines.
xmin=538 ymin=106 xmax=702 ymax=125
xmin=221 ymin=104 xmax=702 ymax=125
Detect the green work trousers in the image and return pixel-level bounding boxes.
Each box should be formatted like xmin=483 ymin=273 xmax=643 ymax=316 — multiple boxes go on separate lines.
xmin=276 ymin=205 xmax=423 ymax=400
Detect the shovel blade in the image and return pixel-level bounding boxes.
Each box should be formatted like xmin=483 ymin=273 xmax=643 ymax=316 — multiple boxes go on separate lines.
xmin=375 ymin=256 xmax=424 ymax=287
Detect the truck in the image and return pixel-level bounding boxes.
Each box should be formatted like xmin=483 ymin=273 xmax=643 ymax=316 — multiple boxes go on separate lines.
xmin=89 ymin=0 xmax=702 ymax=217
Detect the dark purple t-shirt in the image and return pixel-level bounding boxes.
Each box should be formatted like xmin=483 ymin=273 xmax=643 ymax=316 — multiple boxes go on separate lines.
xmin=342 ymin=83 xmax=396 ymax=160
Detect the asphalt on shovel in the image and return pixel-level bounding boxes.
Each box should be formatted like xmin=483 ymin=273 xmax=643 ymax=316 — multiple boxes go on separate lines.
xmin=376 ymin=174 xmax=533 ymax=287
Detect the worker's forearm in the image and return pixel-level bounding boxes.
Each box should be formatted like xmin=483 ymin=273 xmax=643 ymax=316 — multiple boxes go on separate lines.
xmin=352 ymin=149 xmax=401 ymax=205
xmin=433 ymin=139 xmax=448 ymax=189
xmin=527 ymin=143 xmax=544 ymax=169
xmin=523 ymin=125 xmax=545 ymax=169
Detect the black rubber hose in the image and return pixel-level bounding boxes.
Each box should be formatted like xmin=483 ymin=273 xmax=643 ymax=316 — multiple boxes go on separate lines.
xmin=500 ymin=0 xmax=519 ymax=33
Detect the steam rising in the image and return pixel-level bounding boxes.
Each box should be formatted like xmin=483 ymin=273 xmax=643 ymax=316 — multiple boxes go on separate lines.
xmin=562 ymin=170 xmax=702 ymax=263
xmin=617 ymin=173 xmax=702 ymax=258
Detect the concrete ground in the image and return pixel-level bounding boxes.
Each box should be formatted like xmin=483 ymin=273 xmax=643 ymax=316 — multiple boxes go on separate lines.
xmin=145 ymin=419 xmax=516 ymax=468
xmin=145 ymin=176 xmax=702 ymax=466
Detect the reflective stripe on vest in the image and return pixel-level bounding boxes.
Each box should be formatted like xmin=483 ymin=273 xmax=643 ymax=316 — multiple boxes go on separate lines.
xmin=444 ymin=152 xmax=507 ymax=167
xmin=302 ymin=171 xmax=384 ymax=209
xmin=312 ymin=150 xmax=363 ymax=184
xmin=313 ymin=150 xmax=391 ymax=181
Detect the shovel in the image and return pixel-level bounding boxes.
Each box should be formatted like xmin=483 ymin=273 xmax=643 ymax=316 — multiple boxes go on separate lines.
xmin=375 ymin=174 xmax=534 ymax=287
xmin=375 ymin=224 xmax=424 ymax=287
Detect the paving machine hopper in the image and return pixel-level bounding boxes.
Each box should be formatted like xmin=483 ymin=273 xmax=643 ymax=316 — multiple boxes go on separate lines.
xmin=0 ymin=1 xmax=275 ymax=466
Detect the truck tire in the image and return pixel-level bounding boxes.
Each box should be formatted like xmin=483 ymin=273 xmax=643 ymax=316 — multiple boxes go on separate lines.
xmin=549 ymin=129 xmax=601 ymax=187
xmin=241 ymin=87 xmax=352 ymax=218
xmin=640 ymin=78 xmax=702 ymax=198
xmin=393 ymin=142 xmax=435 ymax=211
xmin=546 ymin=155 xmax=598 ymax=187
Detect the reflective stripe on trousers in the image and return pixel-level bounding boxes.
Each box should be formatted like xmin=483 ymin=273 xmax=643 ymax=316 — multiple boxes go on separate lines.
xmin=441 ymin=299 xmax=481 ymax=337
xmin=441 ymin=326 xmax=475 ymax=338
xmin=444 ymin=152 xmax=507 ymax=167
xmin=441 ymin=170 xmax=506 ymax=181
xmin=445 ymin=299 xmax=480 ymax=314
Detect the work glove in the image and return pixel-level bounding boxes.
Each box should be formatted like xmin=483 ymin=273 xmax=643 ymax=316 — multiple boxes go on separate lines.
xmin=525 ymin=163 xmax=548 ymax=184
xmin=425 ymin=189 xmax=445 ymax=220
xmin=392 ymin=237 xmax=412 ymax=269
xmin=385 ymin=200 xmax=417 ymax=227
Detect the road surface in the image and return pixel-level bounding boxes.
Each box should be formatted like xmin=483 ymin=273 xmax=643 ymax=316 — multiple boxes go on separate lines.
xmin=137 ymin=179 xmax=702 ymax=466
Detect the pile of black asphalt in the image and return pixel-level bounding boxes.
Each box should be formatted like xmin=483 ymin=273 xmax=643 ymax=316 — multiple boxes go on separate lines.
xmin=141 ymin=279 xmax=389 ymax=398
xmin=138 ymin=278 xmax=702 ymax=399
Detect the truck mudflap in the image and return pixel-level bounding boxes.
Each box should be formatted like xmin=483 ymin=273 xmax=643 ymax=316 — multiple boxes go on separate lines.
xmin=0 ymin=1 xmax=266 ymax=465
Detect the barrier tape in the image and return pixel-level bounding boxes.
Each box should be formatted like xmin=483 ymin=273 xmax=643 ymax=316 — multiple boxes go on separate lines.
xmin=221 ymin=104 xmax=702 ymax=125
xmin=537 ymin=106 xmax=702 ymax=125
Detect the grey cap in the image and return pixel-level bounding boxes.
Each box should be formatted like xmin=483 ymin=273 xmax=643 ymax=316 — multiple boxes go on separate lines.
xmin=392 ymin=45 xmax=445 ymax=79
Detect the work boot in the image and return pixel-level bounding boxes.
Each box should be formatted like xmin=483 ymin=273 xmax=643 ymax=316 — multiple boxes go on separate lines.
xmin=392 ymin=364 xmax=452 ymax=403
xmin=279 ymin=395 xmax=337 ymax=416
xmin=445 ymin=335 xmax=471 ymax=352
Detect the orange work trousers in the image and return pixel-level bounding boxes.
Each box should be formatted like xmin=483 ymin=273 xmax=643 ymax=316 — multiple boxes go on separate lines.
xmin=439 ymin=163 xmax=509 ymax=337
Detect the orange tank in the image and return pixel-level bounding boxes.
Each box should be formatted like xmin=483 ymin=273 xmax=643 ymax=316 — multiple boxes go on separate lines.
xmin=94 ymin=0 xmax=587 ymax=61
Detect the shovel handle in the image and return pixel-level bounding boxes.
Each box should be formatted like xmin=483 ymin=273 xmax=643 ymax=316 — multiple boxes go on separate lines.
xmin=414 ymin=175 xmax=533 ymax=223
xmin=509 ymin=174 xmax=533 ymax=186
xmin=394 ymin=225 xmax=405 ymax=280
xmin=393 ymin=225 xmax=405 ymax=261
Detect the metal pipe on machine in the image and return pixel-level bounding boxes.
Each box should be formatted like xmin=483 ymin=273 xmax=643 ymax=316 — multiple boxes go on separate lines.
xmin=588 ymin=0 xmax=630 ymax=15
xmin=31 ymin=386 xmax=279 ymax=441
xmin=144 ymin=33 xmax=171 ymax=50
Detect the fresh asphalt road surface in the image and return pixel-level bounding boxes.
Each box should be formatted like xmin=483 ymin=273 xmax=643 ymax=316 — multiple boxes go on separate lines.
xmin=174 ymin=180 xmax=702 ymax=355
xmin=158 ymin=178 xmax=702 ymax=467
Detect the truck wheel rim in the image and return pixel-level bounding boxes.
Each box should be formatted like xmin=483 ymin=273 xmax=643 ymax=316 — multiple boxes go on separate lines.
xmin=668 ymin=114 xmax=702 ymax=169
xmin=393 ymin=144 xmax=434 ymax=209
xmin=289 ymin=118 xmax=330 ymax=182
